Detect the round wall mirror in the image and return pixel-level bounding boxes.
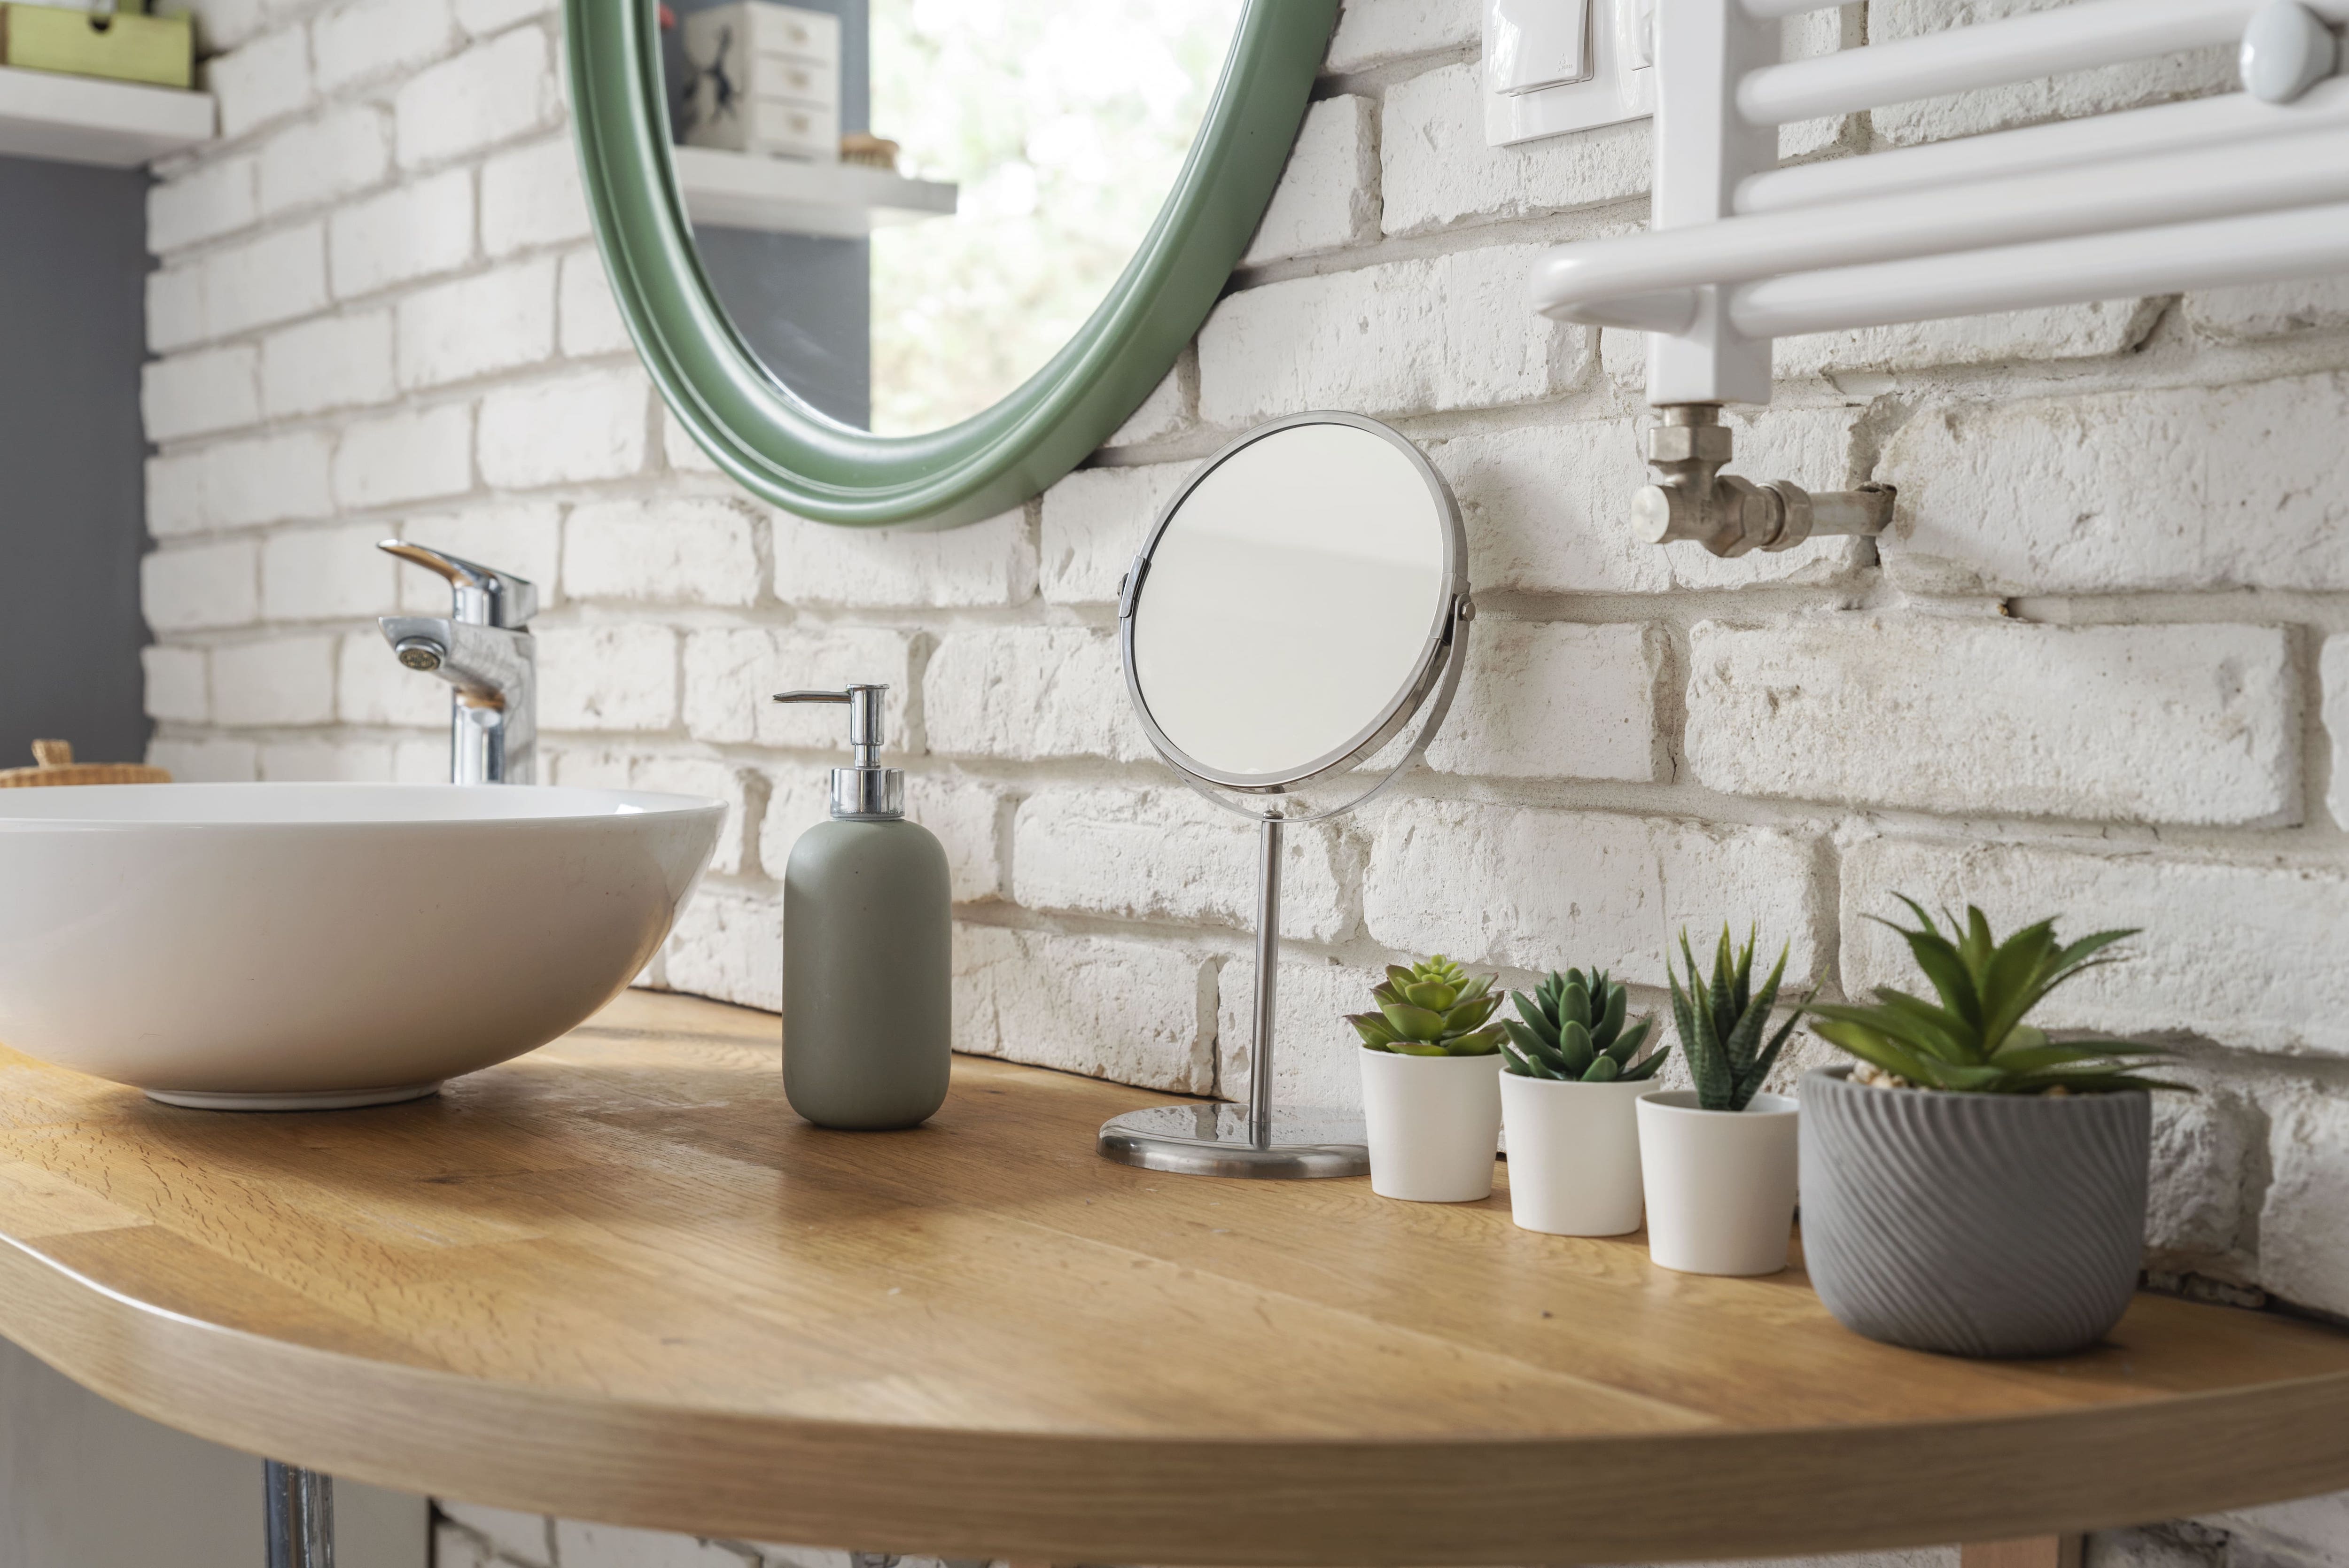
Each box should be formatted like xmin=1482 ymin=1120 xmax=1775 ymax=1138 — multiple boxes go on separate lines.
xmin=1101 ymin=412 xmax=1473 ymax=1180
xmin=565 ymin=0 xmax=1338 ymax=527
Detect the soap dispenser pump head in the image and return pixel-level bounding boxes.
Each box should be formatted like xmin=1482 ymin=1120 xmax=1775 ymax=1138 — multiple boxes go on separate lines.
xmin=771 ymin=684 xmax=903 ymax=820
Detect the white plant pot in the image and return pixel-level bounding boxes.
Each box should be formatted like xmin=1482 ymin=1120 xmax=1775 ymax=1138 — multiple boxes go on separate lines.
xmin=1636 ymin=1090 xmax=1800 ymax=1276
xmin=1359 ymin=1048 xmax=1504 ymax=1202
xmin=1499 ymin=1072 xmax=1649 ymax=1236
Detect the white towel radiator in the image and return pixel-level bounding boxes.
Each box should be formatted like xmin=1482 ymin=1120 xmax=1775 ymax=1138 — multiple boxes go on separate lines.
xmin=1531 ymin=0 xmax=2349 ymax=557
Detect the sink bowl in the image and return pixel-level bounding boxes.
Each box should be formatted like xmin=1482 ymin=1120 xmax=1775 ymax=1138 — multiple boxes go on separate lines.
xmin=0 ymin=784 xmax=723 ymax=1109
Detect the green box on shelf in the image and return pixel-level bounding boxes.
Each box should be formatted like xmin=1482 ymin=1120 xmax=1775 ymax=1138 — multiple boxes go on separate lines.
xmin=3 ymin=4 xmax=193 ymax=91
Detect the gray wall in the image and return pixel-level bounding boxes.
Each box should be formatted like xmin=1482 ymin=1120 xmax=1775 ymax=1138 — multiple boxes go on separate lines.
xmin=0 ymin=154 xmax=151 ymax=770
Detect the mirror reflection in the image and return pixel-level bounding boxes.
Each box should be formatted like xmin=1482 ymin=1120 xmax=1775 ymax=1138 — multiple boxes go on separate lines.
xmin=663 ymin=0 xmax=1243 ymax=437
xmin=1129 ymin=422 xmax=1456 ymax=784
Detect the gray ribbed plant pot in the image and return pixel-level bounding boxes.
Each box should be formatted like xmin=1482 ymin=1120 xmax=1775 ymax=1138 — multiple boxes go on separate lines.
xmin=1798 ymin=1066 xmax=2150 ymax=1358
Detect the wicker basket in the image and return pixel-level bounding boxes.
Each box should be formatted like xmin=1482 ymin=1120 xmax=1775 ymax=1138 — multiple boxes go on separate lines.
xmin=0 ymin=739 xmax=172 ymax=788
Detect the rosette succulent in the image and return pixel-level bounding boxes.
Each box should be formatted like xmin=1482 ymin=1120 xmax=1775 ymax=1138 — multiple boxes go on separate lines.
xmin=1501 ymin=968 xmax=1668 ymax=1082
xmin=1348 ymin=955 xmax=1505 ymax=1056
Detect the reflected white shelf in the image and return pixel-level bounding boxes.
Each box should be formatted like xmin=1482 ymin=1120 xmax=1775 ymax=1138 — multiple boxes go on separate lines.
xmin=0 ymin=64 xmax=214 ymax=167
xmin=673 ymin=145 xmax=957 ymax=238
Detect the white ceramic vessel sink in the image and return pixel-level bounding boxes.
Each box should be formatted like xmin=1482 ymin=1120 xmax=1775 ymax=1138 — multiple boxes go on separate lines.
xmin=0 ymin=784 xmax=723 ymax=1110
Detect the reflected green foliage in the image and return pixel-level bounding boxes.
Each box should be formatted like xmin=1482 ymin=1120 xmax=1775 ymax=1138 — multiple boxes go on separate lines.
xmin=1348 ymin=955 xmax=1506 ymax=1056
xmin=1501 ymin=968 xmax=1667 ymax=1082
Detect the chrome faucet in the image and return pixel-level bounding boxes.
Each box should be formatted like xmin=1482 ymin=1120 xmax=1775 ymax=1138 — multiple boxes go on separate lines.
xmin=377 ymin=541 xmax=538 ymax=785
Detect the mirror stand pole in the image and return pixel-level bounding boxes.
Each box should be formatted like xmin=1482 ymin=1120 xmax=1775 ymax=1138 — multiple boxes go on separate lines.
xmin=1247 ymin=813 xmax=1283 ymax=1145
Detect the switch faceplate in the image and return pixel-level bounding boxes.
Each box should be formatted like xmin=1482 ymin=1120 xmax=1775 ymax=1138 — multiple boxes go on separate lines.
xmin=1485 ymin=0 xmax=1655 ymax=147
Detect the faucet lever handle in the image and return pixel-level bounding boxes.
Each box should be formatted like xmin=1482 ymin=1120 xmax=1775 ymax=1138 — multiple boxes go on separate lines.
xmin=773 ymin=684 xmax=888 ymax=761
xmin=379 ymin=540 xmax=538 ymax=629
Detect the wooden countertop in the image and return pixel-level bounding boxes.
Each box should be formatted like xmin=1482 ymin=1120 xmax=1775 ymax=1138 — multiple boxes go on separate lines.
xmin=0 ymin=990 xmax=2345 ymax=1565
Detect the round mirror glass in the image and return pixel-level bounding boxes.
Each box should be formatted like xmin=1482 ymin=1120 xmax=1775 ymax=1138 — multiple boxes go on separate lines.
xmin=662 ymin=0 xmax=1243 ymax=437
xmin=1126 ymin=417 xmax=1464 ymax=789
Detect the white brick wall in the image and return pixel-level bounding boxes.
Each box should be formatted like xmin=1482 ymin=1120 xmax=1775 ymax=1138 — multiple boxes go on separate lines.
xmin=139 ymin=0 xmax=2349 ymax=1561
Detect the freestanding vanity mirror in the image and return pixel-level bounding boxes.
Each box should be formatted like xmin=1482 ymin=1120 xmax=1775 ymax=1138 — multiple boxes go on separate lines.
xmin=1099 ymin=412 xmax=1473 ymax=1178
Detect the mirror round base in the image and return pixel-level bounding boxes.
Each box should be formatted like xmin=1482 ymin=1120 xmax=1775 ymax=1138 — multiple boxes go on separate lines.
xmin=1097 ymin=1104 xmax=1369 ymax=1180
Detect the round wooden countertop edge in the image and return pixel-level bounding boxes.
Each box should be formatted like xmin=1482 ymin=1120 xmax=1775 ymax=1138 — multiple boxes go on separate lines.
xmin=6 ymin=1231 xmax=2349 ymax=1564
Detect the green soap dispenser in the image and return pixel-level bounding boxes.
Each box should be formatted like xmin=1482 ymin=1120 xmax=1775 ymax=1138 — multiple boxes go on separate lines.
xmin=771 ymin=683 xmax=951 ymax=1129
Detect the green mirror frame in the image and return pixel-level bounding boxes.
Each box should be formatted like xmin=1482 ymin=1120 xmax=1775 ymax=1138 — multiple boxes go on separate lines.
xmin=564 ymin=0 xmax=1340 ymax=530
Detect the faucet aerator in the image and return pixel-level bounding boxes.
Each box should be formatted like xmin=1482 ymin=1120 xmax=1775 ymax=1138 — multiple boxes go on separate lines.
xmin=396 ymin=639 xmax=446 ymax=672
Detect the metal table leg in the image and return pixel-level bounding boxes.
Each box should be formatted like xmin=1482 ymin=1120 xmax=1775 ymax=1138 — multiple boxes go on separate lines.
xmin=264 ymin=1460 xmax=334 ymax=1568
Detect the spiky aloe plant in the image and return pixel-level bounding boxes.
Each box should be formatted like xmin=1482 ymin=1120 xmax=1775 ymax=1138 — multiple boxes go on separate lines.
xmin=1501 ymin=968 xmax=1668 ymax=1082
xmin=1347 ymin=955 xmax=1505 ymax=1056
xmin=1671 ymin=926 xmax=1809 ymax=1112
xmin=1808 ymin=898 xmax=2179 ymax=1094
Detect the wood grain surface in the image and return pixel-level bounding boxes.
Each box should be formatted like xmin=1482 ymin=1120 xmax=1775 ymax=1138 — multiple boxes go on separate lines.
xmin=0 ymin=989 xmax=2344 ymax=1564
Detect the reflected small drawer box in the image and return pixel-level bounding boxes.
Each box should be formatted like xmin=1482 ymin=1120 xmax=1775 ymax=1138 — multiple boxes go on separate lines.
xmin=680 ymin=0 xmax=842 ymax=160
xmin=1 ymin=2 xmax=193 ymax=89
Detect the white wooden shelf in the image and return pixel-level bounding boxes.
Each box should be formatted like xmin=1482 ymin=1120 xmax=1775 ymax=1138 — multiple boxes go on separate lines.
xmin=0 ymin=64 xmax=214 ymax=167
xmin=673 ymin=145 xmax=956 ymax=238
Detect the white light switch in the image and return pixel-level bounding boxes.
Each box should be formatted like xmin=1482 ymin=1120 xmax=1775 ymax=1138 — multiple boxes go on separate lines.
xmin=1487 ymin=0 xmax=1592 ymax=95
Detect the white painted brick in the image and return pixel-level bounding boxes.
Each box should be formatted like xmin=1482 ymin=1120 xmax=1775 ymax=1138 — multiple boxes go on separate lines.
xmin=2207 ymin=1488 xmax=2349 ymax=1567
xmin=904 ymin=775 xmax=1006 ymax=903
xmin=337 ymin=632 xmax=451 ymax=727
xmin=207 ymin=26 xmax=313 ymax=140
xmin=149 ymin=155 xmax=258 ymax=253
xmin=567 ymin=497 xmax=760 ymax=606
xmin=554 ymin=1520 xmax=751 ymax=1568
xmin=147 ymin=265 xmax=208 ymax=354
xmin=478 ymin=369 xmax=648 ymax=487
xmin=1326 ymin=0 xmax=1476 ymax=73
xmin=770 ymin=507 xmax=1034 ymax=608
xmin=393 ymin=504 xmax=562 ymax=611
xmin=430 ymin=1521 xmax=491 ymax=1568
xmin=396 ymin=737 xmax=454 ymax=781
xmin=396 ymin=258 xmax=556 ymax=388
xmin=922 ymin=628 xmax=1150 ymax=762
xmin=953 ymin=925 xmax=1213 ymax=1093
xmin=1381 ymin=64 xmax=1649 ymax=237
xmin=1840 ymin=837 xmax=2349 ymax=1060
xmin=1039 ymin=462 xmax=1185 ymax=605
xmin=1425 ymin=620 xmax=1662 ymax=782
xmin=1198 ymin=245 xmax=1589 ymax=425
xmin=628 ymin=755 xmax=751 ymax=874
xmin=256 ymin=104 xmax=391 ymax=216
xmin=681 ymin=626 xmax=915 ymax=748
xmin=661 ymin=406 xmax=722 ymax=473
xmin=2186 ymin=277 xmax=2349 ymax=341
xmin=2257 ymin=1088 xmax=2349 ymax=1318
xmin=142 ymin=645 xmax=210 ymax=724
xmin=212 ymin=635 xmax=338 ymax=725
xmin=1773 ymin=301 xmax=2157 ymax=381
xmin=1013 ymin=786 xmax=1352 ymax=942
xmin=1869 ymin=0 xmax=2234 ymax=148
xmin=2327 ymin=637 xmax=2349 ymax=831
xmin=182 ymin=0 xmax=266 ymax=54
xmin=396 ymin=28 xmax=555 ymax=170
xmin=455 ymin=0 xmax=554 ymax=35
xmin=1362 ymin=801 xmax=1825 ymax=988
xmin=147 ymin=431 xmax=335 ymax=536
xmin=482 ymin=135 xmax=591 ymax=257
xmin=144 ymin=540 xmax=258 ymax=631
xmin=754 ymin=761 xmax=835 ymax=880
xmin=260 ymin=310 xmax=396 ymax=417
xmin=1243 ymin=94 xmax=1377 ymax=265
xmin=1690 ymin=618 xmax=2296 ymax=827
xmin=2145 ymin=1080 xmax=2256 ymax=1272
xmin=311 ymin=0 xmax=455 ymax=94
xmin=148 ymin=736 xmax=260 ymax=782
xmin=257 ymin=737 xmax=399 ymax=780
xmin=1882 ymin=374 xmax=2349 ymax=595
xmin=1218 ymin=958 xmax=1391 ymax=1113
xmin=333 ymin=403 xmax=475 ymax=510
xmin=538 ymin=625 xmax=678 ymax=731
xmin=661 ymin=886 xmax=781 ymax=1012
xmin=203 ymin=224 xmax=329 ymax=337
xmin=142 ymin=345 xmax=260 ymax=442
xmin=559 ymin=248 xmax=631 ymax=356
xmin=261 ymin=523 xmax=399 ymax=620
xmin=329 ymin=168 xmax=474 ymax=299
xmin=1105 ymin=357 xmax=1193 ymax=447
xmin=1427 ymin=404 xmax=1866 ymax=595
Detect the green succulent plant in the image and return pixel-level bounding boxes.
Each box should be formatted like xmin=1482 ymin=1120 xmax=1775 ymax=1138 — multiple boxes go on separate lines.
xmin=1671 ymin=926 xmax=1809 ymax=1112
xmin=1500 ymin=968 xmax=1668 ymax=1082
xmin=1348 ymin=955 xmax=1505 ymax=1056
xmin=1808 ymin=897 xmax=2181 ymax=1095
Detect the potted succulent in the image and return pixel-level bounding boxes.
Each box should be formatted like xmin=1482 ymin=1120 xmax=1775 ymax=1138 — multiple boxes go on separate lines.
xmin=1802 ymin=898 xmax=2179 ymax=1357
xmin=1637 ymin=927 xmax=1810 ymax=1276
xmin=1498 ymin=968 xmax=1669 ymax=1236
xmin=1348 ymin=955 xmax=1506 ymax=1202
